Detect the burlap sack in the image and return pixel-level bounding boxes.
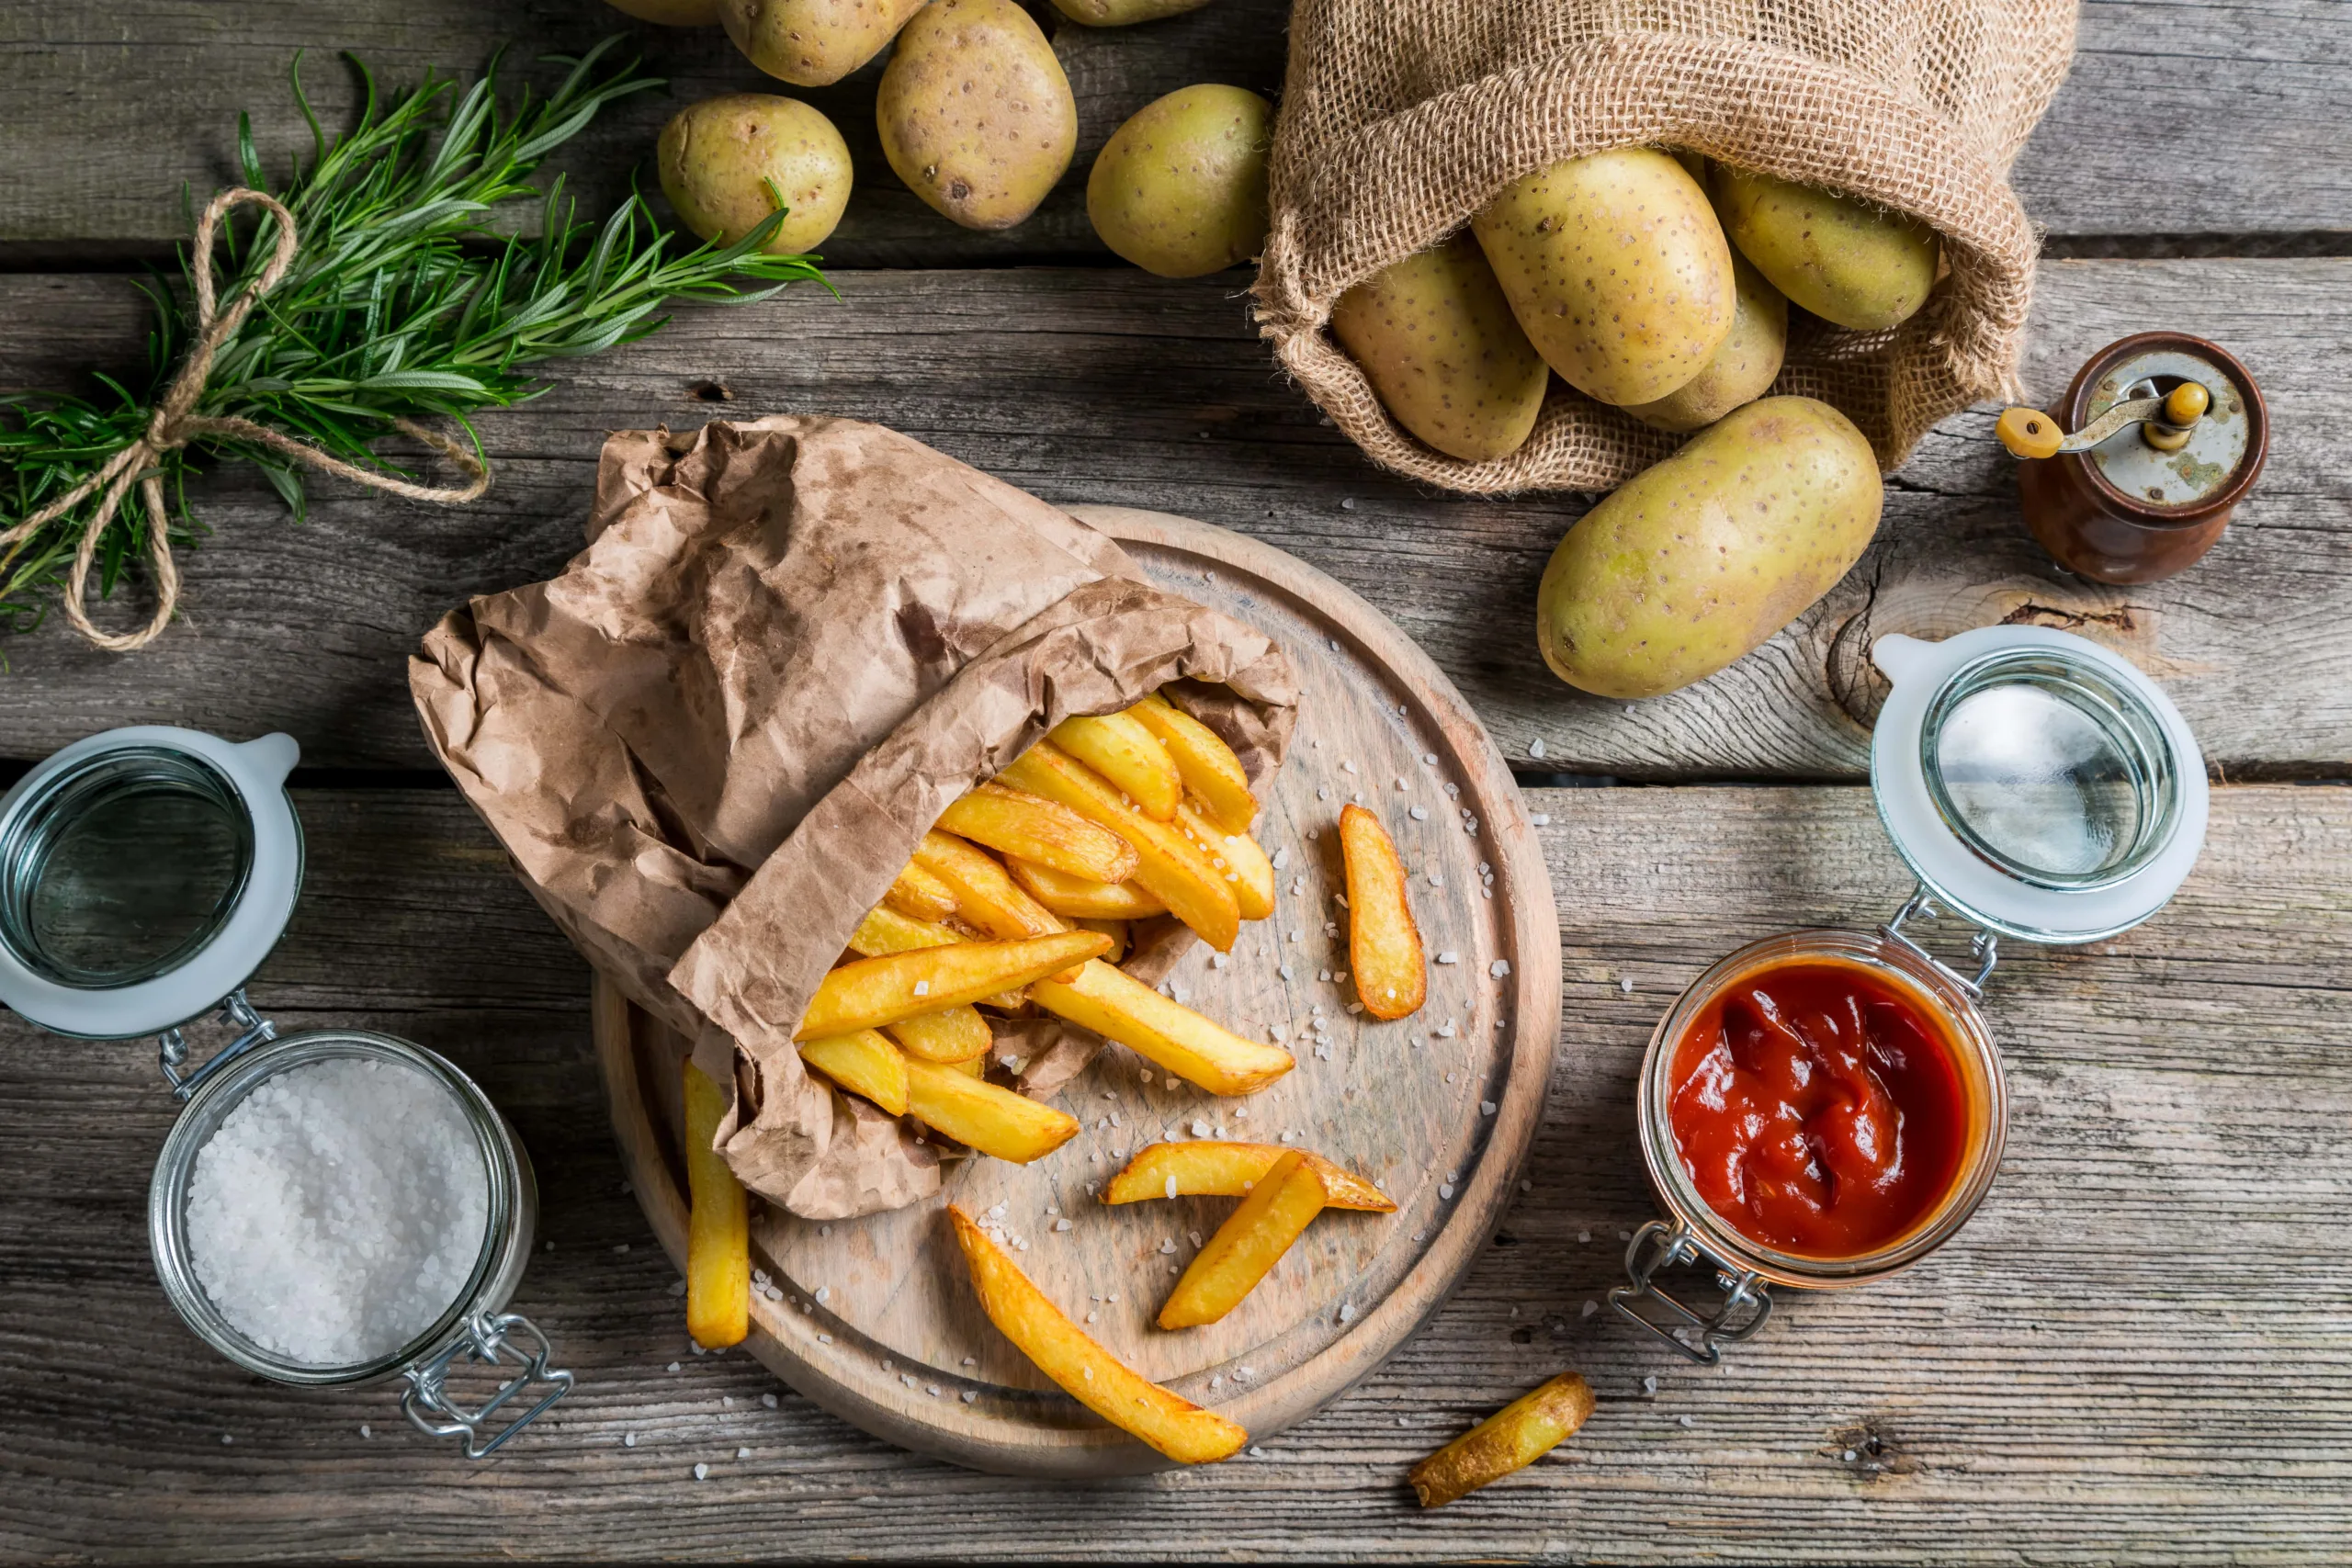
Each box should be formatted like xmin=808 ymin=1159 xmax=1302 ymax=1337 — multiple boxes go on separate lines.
xmin=1253 ymin=0 xmax=2075 ymax=490
xmin=411 ymin=415 xmax=1296 ymax=1219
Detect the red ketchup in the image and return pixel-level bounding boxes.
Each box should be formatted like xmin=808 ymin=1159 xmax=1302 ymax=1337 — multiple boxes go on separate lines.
xmin=1667 ymin=961 xmax=1967 ymax=1258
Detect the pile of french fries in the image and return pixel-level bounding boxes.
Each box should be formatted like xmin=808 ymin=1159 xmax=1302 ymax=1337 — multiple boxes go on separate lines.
xmin=675 ymin=685 xmax=1589 ymax=1486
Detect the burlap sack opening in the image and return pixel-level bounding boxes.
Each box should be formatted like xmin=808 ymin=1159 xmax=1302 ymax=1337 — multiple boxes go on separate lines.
xmin=1253 ymin=0 xmax=2077 ymax=491
xmin=412 ymin=415 xmax=1296 ymax=1220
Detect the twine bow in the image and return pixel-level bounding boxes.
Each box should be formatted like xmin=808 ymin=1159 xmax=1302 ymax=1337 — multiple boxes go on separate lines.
xmin=0 ymin=187 xmax=490 ymax=651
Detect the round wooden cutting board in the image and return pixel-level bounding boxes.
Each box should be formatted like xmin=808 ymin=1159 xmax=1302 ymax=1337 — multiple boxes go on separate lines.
xmin=594 ymin=504 xmax=1560 ymax=1476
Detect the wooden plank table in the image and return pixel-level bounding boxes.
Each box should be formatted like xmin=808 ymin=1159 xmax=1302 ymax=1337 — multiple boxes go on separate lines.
xmin=2 ymin=0 xmax=2348 ymax=1559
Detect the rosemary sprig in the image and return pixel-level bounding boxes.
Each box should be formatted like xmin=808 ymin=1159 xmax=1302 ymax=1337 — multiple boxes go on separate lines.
xmin=0 ymin=39 xmax=823 ymax=637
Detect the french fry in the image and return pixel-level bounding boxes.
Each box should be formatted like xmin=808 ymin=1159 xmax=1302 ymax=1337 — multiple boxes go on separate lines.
xmin=1031 ymin=958 xmax=1293 ymax=1096
xmin=683 ymin=1060 xmax=750 ymax=1349
xmin=1103 ymin=1140 xmax=1396 ymax=1213
xmin=1158 ymin=1148 xmax=1327 ymax=1328
xmin=798 ymin=931 xmax=1110 ymax=1039
xmin=848 ymin=904 xmax=1027 ymax=1013
xmin=1075 ymin=917 xmax=1129 ymax=964
xmin=904 ymin=1058 xmax=1079 ymax=1163
xmin=1006 ymin=857 xmax=1169 ymax=920
xmin=938 ymin=782 xmax=1140 ymax=885
xmin=884 ymin=858 xmax=961 ymax=924
xmin=999 ymin=741 xmax=1240 ymax=951
xmin=1340 ymin=803 xmax=1427 ymax=1021
xmin=911 ymin=829 xmax=1069 ymax=943
xmin=1408 ymin=1373 xmax=1596 ymax=1508
xmin=1131 ymin=691 xmax=1256 ymax=833
xmin=1174 ymin=799 xmax=1275 ymax=922
xmin=887 ymin=1007 xmax=993 ymax=1065
xmin=950 ymin=1052 xmax=987 ymax=1078
xmin=1047 ymin=711 xmax=1182 ymax=820
xmin=797 ymin=1028 xmax=910 ymax=1115
xmin=949 ymin=1206 xmax=1248 ymax=1464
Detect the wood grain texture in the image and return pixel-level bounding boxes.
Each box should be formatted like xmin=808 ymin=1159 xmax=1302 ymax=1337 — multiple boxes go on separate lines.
xmin=0 ymin=258 xmax=2345 ymax=779
xmin=2 ymin=780 xmax=2346 ymax=1560
xmin=0 ymin=0 xmax=2344 ymax=258
xmin=591 ymin=506 xmax=1560 ymax=1475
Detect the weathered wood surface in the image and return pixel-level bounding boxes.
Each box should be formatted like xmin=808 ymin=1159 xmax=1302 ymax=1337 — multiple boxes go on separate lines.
xmin=2 ymin=781 xmax=2346 ymax=1560
xmin=0 ymin=0 xmax=2345 ymax=263
xmin=0 ymin=257 xmax=2344 ymax=779
xmin=593 ymin=506 xmax=1561 ymax=1477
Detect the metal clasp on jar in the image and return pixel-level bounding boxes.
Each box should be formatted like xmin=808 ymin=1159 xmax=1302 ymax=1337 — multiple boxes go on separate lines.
xmin=402 ymin=1311 xmax=575 ymax=1458
xmin=1609 ymin=1220 xmax=1774 ymax=1365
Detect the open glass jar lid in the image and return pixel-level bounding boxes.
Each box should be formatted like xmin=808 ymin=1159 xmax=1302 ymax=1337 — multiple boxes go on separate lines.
xmin=0 ymin=727 xmax=570 ymax=1456
xmin=1612 ymin=626 xmax=2207 ymax=1362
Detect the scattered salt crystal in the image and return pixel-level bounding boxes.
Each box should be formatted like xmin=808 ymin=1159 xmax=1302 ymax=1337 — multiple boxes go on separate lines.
xmin=1439 ymin=1183 xmax=1455 ymax=1201
xmin=722 ymin=1395 xmax=734 ymax=1407
xmin=1578 ymin=1230 xmax=1591 ymax=1243
xmin=1212 ymin=953 xmax=1228 ymax=969
xmin=1166 ymin=1175 xmax=1180 ymax=1200
xmin=693 ymin=1462 xmax=709 ymax=1481
xmin=1531 ymin=813 xmax=1551 ymax=827
xmin=1529 ymin=739 xmax=1546 ymax=758
xmin=1288 ymin=931 xmax=1303 ymax=943
xmin=1480 ymin=1101 xmax=1497 ymax=1116
xmin=762 ymin=1393 xmax=778 ymax=1409
xmin=912 ymin=979 xmax=930 ymax=998
xmin=666 ymin=1361 xmax=682 ymax=1373
xmin=1581 ymin=1301 xmax=1598 ymax=1318
xmin=1055 ymin=1219 xmax=1072 ymax=1233
xmin=1620 ymin=976 xmax=1635 ymax=994
xmin=814 ymin=1286 xmax=831 ymax=1304
xmin=1643 ymin=1375 xmax=1658 ymax=1394
xmin=1339 ymin=1302 xmax=1356 ymax=1323
xmin=962 ymin=1391 xmax=978 ymax=1404
xmin=624 ymin=1432 xmax=637 ymax=1446
xmin=1435 ymin=952 xmax=1459 ymax=965
xmin=1395 ymin=777 xmax=1408 ymax=791
xmin=360 ymin=1424 xmax=371 ymax=1438
xmin=1408 ymin=807 xmax=1428 ymax=821
xmin=1192 ymin=1120 xmax=1210 ymax=1137
xmin=1679 ymin=1415 xmax=1694 ymax=1427
xmin=1521 ymin=1179 xmax=1532 ymax=1192
xmin=1272 ymin=847 xmax=1291 ymax=871
xmin=1490 ymin=959 xmax=1511 ymax=978
xmin=1341 ymin=761 xmax=1358 ymax=774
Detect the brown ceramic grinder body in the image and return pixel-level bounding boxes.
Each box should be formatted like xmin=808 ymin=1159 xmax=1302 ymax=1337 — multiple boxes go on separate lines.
xmin=2018 ymin=333 xmax=2269 ymax=585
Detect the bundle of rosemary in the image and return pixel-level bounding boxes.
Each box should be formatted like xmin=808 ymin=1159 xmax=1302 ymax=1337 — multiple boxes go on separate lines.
xmin=0 ymin=40 xmax=823 ymax=650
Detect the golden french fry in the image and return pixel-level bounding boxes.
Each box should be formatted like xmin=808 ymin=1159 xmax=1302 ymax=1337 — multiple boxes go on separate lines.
xmin=798 ymin=931 xmax=1110 ymax=1039
xmin=1174 ymin=799 xmax=1275 ymax=922
xmin=1340 ymin=803 xmax=1427 ymax=1021
xmin=939 ymin=782 xmax=1141 ymax=885
xmin=912 ymin=829 xmax=1068 ymax=942
xmin=1131 ymin=692 xmax=1256 ymax=832
xmin=1048 ymin=710 xmax=1182 ymax=820
xmin=797 ymin=1028 xmax=910 ymax=1114
xmin=1031 ymin=958 xmax=1292 ymax=1096
xmin=1408 ymin=1373 xmax=1596 ymax=1508
xmin=1006 ymin=856 xmax=1169 ymax=920
xmin=849 ymin=902 xmax=1027 ymax=1013
xmin=1075 ymin=917 xmax=1129 ymax=964
xmin=884 ymin=858 xmax=961 ymax=924
xmin=885 ymin=1007 xmax=993 ymax=1065
xmin=904 ymin=1057 xmax=1079 ymax=1163
xmin=1158 ymin=1148 xmax=1327 ymax=1328
xmin=683 ymin=1060 xmax=750 ymax=1349
xmin=950 ymin=1052 xmax=987 ymax=1077
xmin=949 ymin=1206 xmax=1248 ymax=1464
xmin=999 ymin=742 xmax=1239 ymax=951
xmin=1103 ymin=1140 xmax=1396 ymax=1213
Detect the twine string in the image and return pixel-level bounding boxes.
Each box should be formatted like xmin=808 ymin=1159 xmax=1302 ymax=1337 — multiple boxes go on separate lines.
xmin=0 ymin=187 xmax=490 ymax=652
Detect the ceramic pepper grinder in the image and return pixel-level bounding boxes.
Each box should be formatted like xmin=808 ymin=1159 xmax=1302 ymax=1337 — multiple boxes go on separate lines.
xmin=1994 ymin=333 xmax=2268 ymax=584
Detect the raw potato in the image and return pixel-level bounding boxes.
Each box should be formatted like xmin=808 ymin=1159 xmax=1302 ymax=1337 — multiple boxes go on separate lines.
xmin=1535 ymin=396 xmax=1882 ymax=699
xmin=999 ymin=741 xmax=1241 ymax=951
xmin=1104 ymin=1140 xmax=1396 ymax=1212
xmin=904 ymin=1059 xmax=1079 ymax=1162
xmin=716 ymin=0 xmax=924 ymax=87
xmin=1340 ymin=804 xmax=1425 ymax=1020
xmin=876 ymin=0 xmax=1076 ymax=231
xmin=798 ymin=1028 xmax=910 ymax=1115
xmin=1329 ymin=231 xmax=1551 ymax=463
xmin=1158 ymin=1149 xmax=1328 ymax=1327
xmin=608 ymin=0 xmax=721 ymax=24
xmin=949 ymin=1206 xmax=1249 ymax=1463
xmin=658 ymin=95 xmax=853 ymax=254
xmin=1087 ymin=85 xmax=1272 ymax=278
xmin=683 ymin=1060 xmax=750 ymax=1348
xmin=797 ymin=931 xmax=1110 ymax=1038
xmin=1006 ymin=857 xmax=1169 ymax=920
xmin=1408 ymin=1371 xmax=1596 ymax=1507
xmin=1471 ymin=148 xmax=1735 ymax=407
xmin=1713 ymin=165 xmax=1939 ymax=333
xmin=1031 ymin=959 xmax=1294 ymax=1096
xmin=1175 ymin=799 xmax=1273 ymax=922
xmin=1129 ymin=693 xmax=1256 ymax=832
xmin=1048 ymin=711 xmax=1182 ymax=820
xmin=1049 ymin=0 xmax=1211 ymax=22
xmin=938 ymin=783 xmax=1140 ymax=885
xmin=1623 ymin=252 xmax=1787 ymax=434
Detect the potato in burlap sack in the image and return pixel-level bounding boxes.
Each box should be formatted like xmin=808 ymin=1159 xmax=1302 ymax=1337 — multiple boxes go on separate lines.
xmin=1252 ymin=0 xmax=2076 ymax=490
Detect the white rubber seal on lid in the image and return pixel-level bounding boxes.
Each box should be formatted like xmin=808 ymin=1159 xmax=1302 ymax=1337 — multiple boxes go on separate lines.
xmin=0 ymin=728 xmax=301 ymax=1038
xmin=1871 ymin=627 xmax=2207 ymax=944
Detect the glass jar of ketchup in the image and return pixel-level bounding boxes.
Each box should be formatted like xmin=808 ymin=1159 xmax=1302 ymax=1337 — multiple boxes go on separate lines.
xmin=1612 ymin=626 xmax=2210 ymax=1362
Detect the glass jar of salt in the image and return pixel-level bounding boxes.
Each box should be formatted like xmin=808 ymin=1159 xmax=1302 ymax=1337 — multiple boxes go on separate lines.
xmin=0 ymin=727 xmax=571 ymax=1456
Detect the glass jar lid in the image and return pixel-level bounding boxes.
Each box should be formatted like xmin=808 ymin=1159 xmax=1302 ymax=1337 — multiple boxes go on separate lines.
xmin=1870 ymin=627 xmax=2208 ymax=943
xmin=0 ymin=728 xmax=302 ymax=1039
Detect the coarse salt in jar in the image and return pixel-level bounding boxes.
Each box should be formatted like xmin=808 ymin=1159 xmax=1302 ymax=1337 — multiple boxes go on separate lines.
xmin=0 ymin=727 xmax=570 ymax=1454
xmin=1611 ymin=626 xmax=2208 ymax=1361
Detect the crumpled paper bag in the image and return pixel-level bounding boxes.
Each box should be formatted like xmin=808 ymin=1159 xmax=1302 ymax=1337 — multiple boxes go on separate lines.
xmin=411 ymin=415 xmax=1297 ymax=1218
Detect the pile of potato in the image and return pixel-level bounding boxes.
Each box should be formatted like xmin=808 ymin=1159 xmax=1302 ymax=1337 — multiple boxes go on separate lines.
xmin=618 ymin=0 xmax=1272 ymax=276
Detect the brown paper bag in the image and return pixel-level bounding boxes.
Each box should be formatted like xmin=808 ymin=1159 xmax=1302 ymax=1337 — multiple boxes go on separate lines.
xmin=1253 ymin=0 xmax=2076 ymax=490
xmin=412 ymin=415 xmax=1296 ymax=1218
